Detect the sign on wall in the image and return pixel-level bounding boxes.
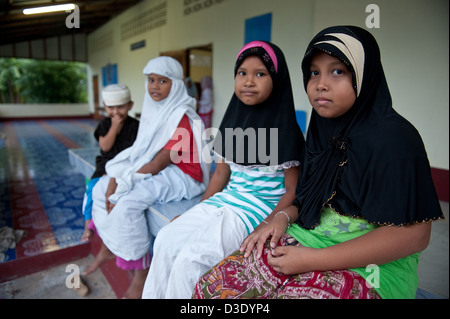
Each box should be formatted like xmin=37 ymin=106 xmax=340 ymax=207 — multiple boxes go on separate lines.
xmin=245 ymin=13 xmax=272 ymax=44
xmin=102 ymin=63 xmax=118 ymax=87
xmin=183 ymin=0 xmax=230 ymax=16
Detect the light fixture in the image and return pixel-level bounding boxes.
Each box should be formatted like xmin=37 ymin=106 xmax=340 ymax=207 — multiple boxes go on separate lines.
xmin=23 ymin=3 xmax=75 ymax=15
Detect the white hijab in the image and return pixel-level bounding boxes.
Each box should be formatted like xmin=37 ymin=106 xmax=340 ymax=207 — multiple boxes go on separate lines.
xmin=106 ymin=56 xmax=209 ymax=203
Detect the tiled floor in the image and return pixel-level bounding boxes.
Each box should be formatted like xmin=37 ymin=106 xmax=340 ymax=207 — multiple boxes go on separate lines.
xmin=0 ymin=119 xmax=98 ymax=270
xmin=0 ymin=118 xmax=448 ymax=299
xmin=0 ymin=255 xmax=116 ymax=299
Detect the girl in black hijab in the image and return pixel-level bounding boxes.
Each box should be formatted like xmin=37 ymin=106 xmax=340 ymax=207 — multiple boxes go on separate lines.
xmin=143 ymin=41 xmax=304 ymax=299
xmin=193 ymin=26 xmax=444 ymax=299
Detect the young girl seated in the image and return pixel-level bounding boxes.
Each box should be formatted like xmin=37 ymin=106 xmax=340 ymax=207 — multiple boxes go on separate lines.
xmin=87 ymin=56 xmax=209 ymax=299
xmin=193 ymin=26 xmax=444 ymax=300
xmin=142 ymin=41 xmax=305 ymax=299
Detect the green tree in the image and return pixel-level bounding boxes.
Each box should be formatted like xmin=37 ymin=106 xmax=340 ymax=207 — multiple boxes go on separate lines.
xmin=0 ymin=58 xmax=24 ymax=103
xmin=0 ymin=58 xmax=88 ymax=104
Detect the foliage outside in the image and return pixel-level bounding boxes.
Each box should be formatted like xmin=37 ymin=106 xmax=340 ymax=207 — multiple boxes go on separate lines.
xmin=0 ymin=58 xmax=88 ymax=104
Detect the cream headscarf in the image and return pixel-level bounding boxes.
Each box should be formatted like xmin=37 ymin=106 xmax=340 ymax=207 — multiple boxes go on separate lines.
xmin=106 ymin=56 xmax=209 ymax=203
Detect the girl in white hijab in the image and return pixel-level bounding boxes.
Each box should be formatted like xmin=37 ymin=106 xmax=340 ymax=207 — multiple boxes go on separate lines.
xmin=88 ymin=56 xmax=209 ymax=298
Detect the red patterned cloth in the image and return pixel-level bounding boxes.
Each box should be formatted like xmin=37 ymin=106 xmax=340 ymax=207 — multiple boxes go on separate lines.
xmin=193 ymin=234 xmax=380 ymax=299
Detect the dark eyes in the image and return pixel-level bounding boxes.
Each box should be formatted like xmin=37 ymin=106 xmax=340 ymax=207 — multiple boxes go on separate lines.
xmin=107 ymin=104 xmax=127 ymax=110
xmin=238 ymin=71 xmax=267 ymax=77
xmin=148 ymin=78 xmax=168 ymax=84
xmin=310 ymin=69 xmax=344 ymax=77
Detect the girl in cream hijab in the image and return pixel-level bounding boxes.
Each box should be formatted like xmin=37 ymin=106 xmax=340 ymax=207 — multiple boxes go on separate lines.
xmin=88 ymin=56 xmax=209 ymax=298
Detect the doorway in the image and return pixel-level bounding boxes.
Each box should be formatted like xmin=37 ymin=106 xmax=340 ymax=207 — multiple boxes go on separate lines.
xmin=161 ymin=44 xmax=213 ymax=127
xmin=160 ymin=44 xmax=212 ymax=94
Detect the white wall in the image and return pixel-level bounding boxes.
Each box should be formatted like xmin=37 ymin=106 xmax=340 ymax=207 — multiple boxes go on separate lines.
xmin=0 ymin=103 xmax=90 ymax=118
xmin=87 ymin=0 xmax=315 ymax=127
xmin=87 ymin=0 xmax=449 ymax=170
xmin=311 ymin=0 xmax=449 ymax=170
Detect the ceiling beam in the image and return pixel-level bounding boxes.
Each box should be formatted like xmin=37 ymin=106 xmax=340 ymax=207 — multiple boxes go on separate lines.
xmin=0 ymin=0 xmax=141 ymax=46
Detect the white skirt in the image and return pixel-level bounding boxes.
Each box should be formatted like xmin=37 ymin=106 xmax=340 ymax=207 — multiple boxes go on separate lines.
xmin=92 ymin=165 xmax=205 ymax=261
xmin=142 ymin=202 xmax=248 ymax=299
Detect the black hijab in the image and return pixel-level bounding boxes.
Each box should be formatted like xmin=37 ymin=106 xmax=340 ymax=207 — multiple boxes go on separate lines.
xmin=213 ymin=41 xmax=304 ymax=167
xmin=294 ymin=26 xmax=444 ymax=229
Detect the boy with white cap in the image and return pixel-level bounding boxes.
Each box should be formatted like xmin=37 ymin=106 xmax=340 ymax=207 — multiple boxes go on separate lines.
xmin=81 ymin=84 xmax=139 ymax=243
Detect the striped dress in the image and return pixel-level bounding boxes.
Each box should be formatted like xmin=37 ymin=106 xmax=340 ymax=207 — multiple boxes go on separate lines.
xmin=142 ymin=160 xmax=295 ymax=299
xmin=202 ymin=162 xmax=286 ymax=234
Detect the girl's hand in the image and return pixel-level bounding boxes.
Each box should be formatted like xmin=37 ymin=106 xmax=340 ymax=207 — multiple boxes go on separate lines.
xmin=267 ymin=245 xmax=315 ymax=275
xmin=105 ymin=178 xmax=117 ymax=214
xmin=106 ymin=200 xmax=115 ymax=214
xmin=240 ymin=212 xmax=289 ymax=259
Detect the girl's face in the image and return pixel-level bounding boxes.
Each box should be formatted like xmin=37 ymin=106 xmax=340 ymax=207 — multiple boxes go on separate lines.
xmin=235 ymin=55 xmax=273 ymax=106
xmin=147 ymin=73 xmax=172 ymax=102
xmin=306 ymin=52 xmax=356 ymax=118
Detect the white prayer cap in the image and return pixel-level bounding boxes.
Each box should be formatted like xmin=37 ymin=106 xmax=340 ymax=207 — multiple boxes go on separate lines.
xmin=143 ymin=56 xmax=183 ymax=81
xmin=102 ymin=84 xmax=131 ymax=106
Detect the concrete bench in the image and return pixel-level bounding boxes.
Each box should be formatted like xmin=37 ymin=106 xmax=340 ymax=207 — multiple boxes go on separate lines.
xmin=68 ymin=147 xmax=100 ymax=180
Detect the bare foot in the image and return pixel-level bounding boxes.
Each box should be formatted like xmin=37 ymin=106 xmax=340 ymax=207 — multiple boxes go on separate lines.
xmin=83 ymin=242 xmax=115 ymax=276
xmin=71 ymin=274 xmax=90 ymax=297
xmin=122 ymin=269 xmax=149 ymax=299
